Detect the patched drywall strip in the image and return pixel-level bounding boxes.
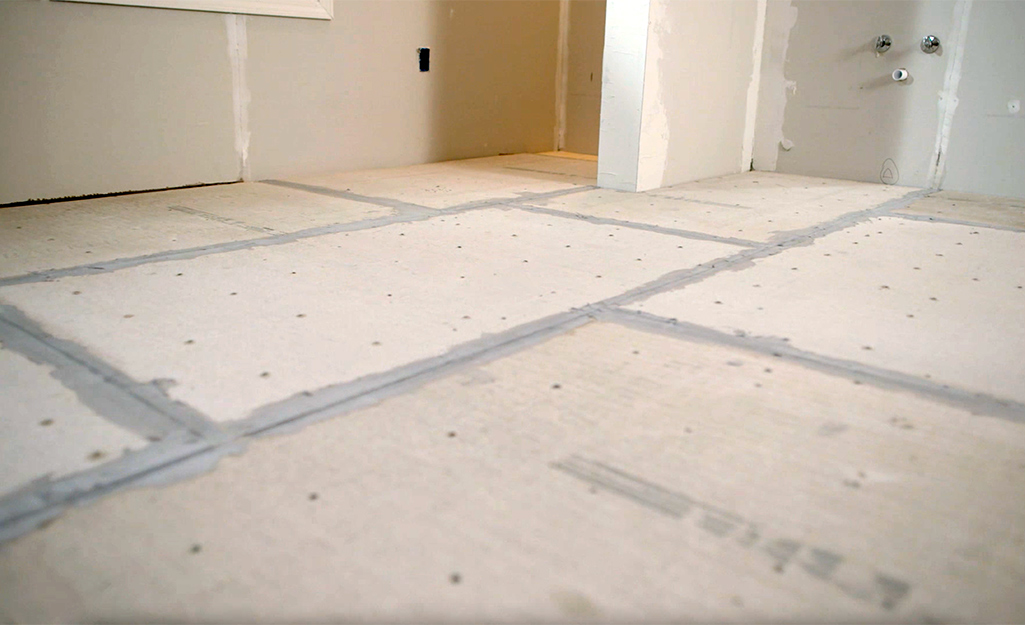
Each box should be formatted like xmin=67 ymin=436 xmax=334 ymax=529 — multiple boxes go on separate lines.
xmin=226 ymin=15 xmax=251 ymax=181
xmin=751 ymin=0 xmax=797 ymax=171
xmin=927 ymin=0 xmax=973 ymax=189
xmin=554 ymin=0 xmax=571 ymax=150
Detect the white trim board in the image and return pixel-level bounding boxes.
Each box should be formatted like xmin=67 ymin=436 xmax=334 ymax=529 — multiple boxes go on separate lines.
xmin=54 ymin=0 xmax=333 ymax=20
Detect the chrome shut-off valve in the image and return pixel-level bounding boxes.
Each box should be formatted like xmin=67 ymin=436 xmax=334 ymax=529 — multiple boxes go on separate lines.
xmin=875 ymin=34 xmax=893 ymax=53
xmin=921 ymin=35 xmax=940 ymax=53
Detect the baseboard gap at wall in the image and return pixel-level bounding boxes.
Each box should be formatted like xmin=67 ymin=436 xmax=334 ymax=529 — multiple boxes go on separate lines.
xmin=0 ymin=180 xmax=241 ymax=211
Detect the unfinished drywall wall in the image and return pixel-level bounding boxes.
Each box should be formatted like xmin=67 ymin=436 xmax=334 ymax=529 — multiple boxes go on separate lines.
xmin=0 ymin=1 xmax=560 ymax=205
xmin=598 ymin=0 xmax=759 ymax=192
xmin=563 ymin=0 xmax=606 ymax=155
xmin=246 ymin=1 xmax=560 ymax=180
xmin=635 ymin=0 xmax=758 ymax=190
xmin=754 ymin=1 xmax=956 ymax=188
xmin=596 ymin=0 xmax=649 ymax=192
xmin=0 ymin=1 xmax=239 ymax=205
xmin=940 ymin=1 xmax=1025 ymax=199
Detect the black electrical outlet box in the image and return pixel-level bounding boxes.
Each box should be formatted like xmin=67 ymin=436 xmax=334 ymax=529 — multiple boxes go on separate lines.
xmin=418 ymin=48 xmax=430 ymax=72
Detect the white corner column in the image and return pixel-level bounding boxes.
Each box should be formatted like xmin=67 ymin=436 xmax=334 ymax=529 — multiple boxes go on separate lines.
xmin=596 ymin=0 xmax=651 ymax=192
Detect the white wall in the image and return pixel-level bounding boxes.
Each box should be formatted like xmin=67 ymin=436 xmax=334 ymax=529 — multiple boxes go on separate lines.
xmin=753 ymin=0 xmax=1025 ymax=199
xmin=598 ymin=0 xmax=760 ymax=192
xmin=941 ymin=1 xmax=1025 ymax=199
xmin=636 ymin=0 xmax=758 ymax=190
xmin=0 ymin=0 xmax=560 ymax=205
xmin=754 ymin=1 xmax=954 ymax=188
xmin=596 ymin=0 xmax=650 ymax=192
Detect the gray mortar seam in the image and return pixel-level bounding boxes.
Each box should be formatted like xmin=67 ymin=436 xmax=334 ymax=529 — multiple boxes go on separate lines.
xmin=0 ymin=308 xmax=596 ymax=545
xmin=0 ymin=304 xmax=220 ymax=441
xmin=502 ymin=202 xmax=761 ymax=248
xmin=889 ymin=211 xmax=1025 ymax=233
xmin=596 ymin=306 xmax=1025 ymax=425
xmin=0 ymin=185 xmax=597 ymax=288
xmin=168 ymin=205 xmax=282 ymax=235
xmin=0 ymin=430 xmax=236 ymax=545
xmin=232 ymin=309 xmax=595 ymax=439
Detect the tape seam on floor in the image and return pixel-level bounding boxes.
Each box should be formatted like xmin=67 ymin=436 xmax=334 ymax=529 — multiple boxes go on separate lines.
xmin=503 ymin=202 xmax=761 ymax=248
xmin=888 ymin=212 xmax=1025 ymax=233
xmin=168 ymin=204 xmax=282 ymax=235
xmin=0 ymin=304 xmax=221 ymax=441
xmin=597 ymin=306 xmax=1025 ymax=425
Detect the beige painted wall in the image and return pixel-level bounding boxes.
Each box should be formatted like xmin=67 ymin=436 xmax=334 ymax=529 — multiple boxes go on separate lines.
xmin=247 ymin=0 xmax=560 ymax=180
xmin=0 ymin=1 xmax=238 ymax=205
xmin=563 ymin=0 xmax=605 ymax=155
xmin=0 ymin=0 xmax=560 ymax=205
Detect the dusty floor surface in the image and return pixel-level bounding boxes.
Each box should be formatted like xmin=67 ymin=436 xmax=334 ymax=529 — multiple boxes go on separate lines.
xmin=1 ymin=152 xmax=1023 ymax=623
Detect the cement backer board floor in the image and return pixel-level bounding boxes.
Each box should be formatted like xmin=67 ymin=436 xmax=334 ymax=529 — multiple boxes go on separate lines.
xmin=0 ymin=208 xmax=734 ymax=423
xmin=627 ymin=216 xmax=1025 ymax=404
xmin=0 ymin=155 xmax=1023 ymax=622
xmin=895 ymin=189 xmax=1025 ymax=230
xmin=0 ymin=322 xmax=1022 ymax=623
xmin=0 ymin=182 xmax=391 ymax=279
xmin=521 ymin=172 xmax=912 ymax=243
xmin=289 ymin=153 xmax=598 ymax=209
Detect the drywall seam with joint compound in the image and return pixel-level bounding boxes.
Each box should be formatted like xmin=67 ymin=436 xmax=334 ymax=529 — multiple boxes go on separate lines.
xmin=926 ymin=0 xmax=973 ymax=189
xmin=554 ymin=0 xmax=571 ymax=151
xmin=226 ymin=14 xmax=251 ymax=181
xmin=751 ymin=0 xmax=797 ymax=172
